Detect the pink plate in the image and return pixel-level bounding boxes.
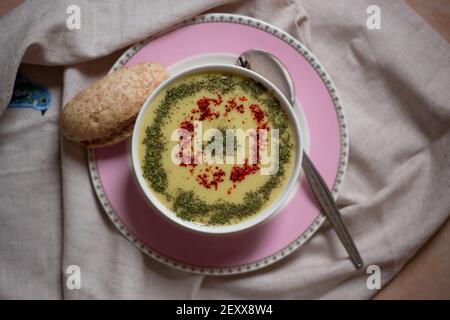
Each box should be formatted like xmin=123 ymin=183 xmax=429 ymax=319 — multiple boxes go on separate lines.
xmin=88 ymin=14 xmax=348 ymax=275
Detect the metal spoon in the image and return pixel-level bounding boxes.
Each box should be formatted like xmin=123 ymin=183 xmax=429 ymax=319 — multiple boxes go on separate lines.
xmin=236 ymin=49 xmax=363 ymax=269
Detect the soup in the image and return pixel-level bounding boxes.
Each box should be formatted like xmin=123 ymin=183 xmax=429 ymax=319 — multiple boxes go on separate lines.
xmin=138 ymin=71 xmax=297 ymax=226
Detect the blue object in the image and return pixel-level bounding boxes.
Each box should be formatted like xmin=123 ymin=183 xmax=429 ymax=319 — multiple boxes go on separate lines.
xmin=8 ymin=69 xmax=52 ymax=115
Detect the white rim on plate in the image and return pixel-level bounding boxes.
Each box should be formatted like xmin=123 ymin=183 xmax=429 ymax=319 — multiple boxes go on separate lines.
xmin=87 ymin=13 xmax=349 ymax=275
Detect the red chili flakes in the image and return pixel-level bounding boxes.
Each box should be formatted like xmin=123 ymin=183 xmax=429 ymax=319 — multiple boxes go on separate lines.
xmin=189 ymin=166 xmax=196 ymax=175
xmin=211 ymin=94 xmax=223 ymax=106
xmin=229 ymin=159 xmax=260 ymax=183
xmin=259 ymin=122 xmax=269 ymax=130
xmin=225 ymin=98 xmax=236 ymax=113
xmin=194 ymin=95 xmax=221 ymax=121
xmin=196 ymin=173 xmax=209 ymax=188
xmin=180 ymin=120 xmax=194 ymax=132
xmin=239 ymin=96 xmax=248 ymax=102
xmin=225 ymin=98 xmax=245 ymax=116
xmin=196 ymin=167 xmax=225 ymax=190
xmin=249 ymin=104 xmax=266 ymax=123
xmin=212 ymin=169 xmax=226 ymax=186
xmin=249 ymin=104 xmax=270 ymax=130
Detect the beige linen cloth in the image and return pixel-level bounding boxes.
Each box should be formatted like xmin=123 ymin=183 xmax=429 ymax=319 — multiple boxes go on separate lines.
xmin=0 ymin=0 xmax=449 ymax=299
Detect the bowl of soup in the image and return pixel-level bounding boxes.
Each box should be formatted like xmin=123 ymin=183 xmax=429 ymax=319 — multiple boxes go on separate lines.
xmin=131 ymin=64 xmax=302 ymax=234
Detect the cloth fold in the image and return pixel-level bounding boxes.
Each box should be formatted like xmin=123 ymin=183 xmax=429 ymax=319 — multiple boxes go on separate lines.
xmin=0 ymin=0 xmax=449 ymax=299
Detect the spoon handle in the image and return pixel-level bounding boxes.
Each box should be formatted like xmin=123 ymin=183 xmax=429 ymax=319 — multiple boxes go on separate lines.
xmin=302 ymin=151 xmax=364 ymax=269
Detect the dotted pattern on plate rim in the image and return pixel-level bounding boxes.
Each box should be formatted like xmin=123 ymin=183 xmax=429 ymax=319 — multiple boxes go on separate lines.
xmin=87 ymin=13 xmax=349 ymax=276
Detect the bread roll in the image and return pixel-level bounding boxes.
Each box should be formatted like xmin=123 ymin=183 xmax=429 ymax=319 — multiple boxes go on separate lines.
xmin=61 ymin=63 xmax=168 ymax=147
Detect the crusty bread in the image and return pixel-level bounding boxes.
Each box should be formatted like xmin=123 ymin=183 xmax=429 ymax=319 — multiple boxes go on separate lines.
xmin=61 ymin=63 xmax=169 ymax=147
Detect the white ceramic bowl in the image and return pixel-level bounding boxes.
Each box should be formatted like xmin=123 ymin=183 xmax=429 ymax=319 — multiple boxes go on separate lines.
xmin=131 ymin=64 xmax=302 ymax=234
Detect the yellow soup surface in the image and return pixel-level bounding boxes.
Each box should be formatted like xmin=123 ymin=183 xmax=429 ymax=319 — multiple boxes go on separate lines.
xmin=138 ymin=71 xmax=296 ymax=226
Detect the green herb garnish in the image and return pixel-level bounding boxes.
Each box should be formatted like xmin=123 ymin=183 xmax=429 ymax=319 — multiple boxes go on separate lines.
xmin=142 ymin=73 xmax=293 ymax=226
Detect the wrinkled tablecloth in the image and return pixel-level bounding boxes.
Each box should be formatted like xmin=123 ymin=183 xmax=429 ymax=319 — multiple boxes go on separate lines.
xmin=0 ymin=0 xmax=449 ymax=299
